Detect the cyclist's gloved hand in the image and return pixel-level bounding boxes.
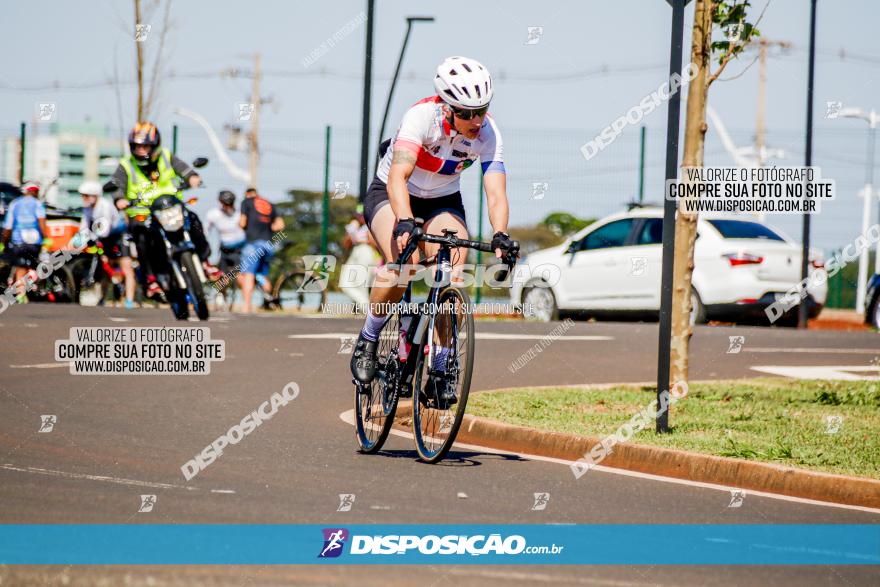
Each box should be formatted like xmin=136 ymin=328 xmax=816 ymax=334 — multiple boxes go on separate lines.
xmin=394 ymin=217 xmax=417 ymax=250
xmin=491 ymin=231 xmax=515 ymax=259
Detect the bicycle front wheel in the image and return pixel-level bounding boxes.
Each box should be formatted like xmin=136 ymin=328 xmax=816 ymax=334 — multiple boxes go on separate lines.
xmin=412 ymin=286 xmax=475 ymax=463
xmin=355 ymin=311 xmax=401 ymax=453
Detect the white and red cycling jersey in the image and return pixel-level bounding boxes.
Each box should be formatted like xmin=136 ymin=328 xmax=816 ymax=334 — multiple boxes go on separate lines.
xmin=376 ymin=96 xmax=505 ymax=198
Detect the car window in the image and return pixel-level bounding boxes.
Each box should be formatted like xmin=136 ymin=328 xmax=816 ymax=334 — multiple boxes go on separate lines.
xmin=707 ymin=219 xmax=785 ymax=241
xmin=577 ymin=219 xmax=634 ymax=251
xmin=635 ymin=218 xmax=663 ymax=245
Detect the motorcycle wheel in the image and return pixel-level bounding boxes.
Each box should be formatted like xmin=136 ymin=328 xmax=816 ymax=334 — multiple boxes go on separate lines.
xmin=180 ymin=251 xmax=209 ymax=321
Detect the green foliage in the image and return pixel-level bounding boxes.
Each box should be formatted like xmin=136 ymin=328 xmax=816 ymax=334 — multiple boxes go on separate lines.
xmin=711 ymin=1 xmax=761 ymax=65
xmin=272 ymin=189 xmax=359 ymax=285
xmin=814 ymin=384 xmax=880 ymax=407
xmin=508 ymin=224 xmax=565 ymax=254
xmin=540 ymin=212 xmax=595 ymax=238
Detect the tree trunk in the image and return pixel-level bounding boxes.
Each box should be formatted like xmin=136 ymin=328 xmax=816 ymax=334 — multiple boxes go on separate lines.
xmin=669 ymin=0 xmax=713 ymax=388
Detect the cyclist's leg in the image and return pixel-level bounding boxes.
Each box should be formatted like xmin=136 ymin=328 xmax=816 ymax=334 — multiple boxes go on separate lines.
xmin=350 ymin=179 xmax=419 ymax=383
xmin=363 ymin=204 xmax=414 ymax=326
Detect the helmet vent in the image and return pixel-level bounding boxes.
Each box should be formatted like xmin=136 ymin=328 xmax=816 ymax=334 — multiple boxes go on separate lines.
xmin=462 ymin=63 xmax=472 ymax=72
xmin=461 ymin=86 xmax=471 ymax=98
xmin=474 ymin=85 xmax=481 ymax=99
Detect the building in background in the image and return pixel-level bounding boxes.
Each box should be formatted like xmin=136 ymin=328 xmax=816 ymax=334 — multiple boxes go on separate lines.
xmin=1 ymin=123 xmax=124 ymax=210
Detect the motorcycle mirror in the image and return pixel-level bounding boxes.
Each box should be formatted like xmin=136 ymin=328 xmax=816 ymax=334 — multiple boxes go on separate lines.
xmin=192 ymin=157 xmax=209 ymax=168
xmin=102 ymin=181 xmax=117 ymax=193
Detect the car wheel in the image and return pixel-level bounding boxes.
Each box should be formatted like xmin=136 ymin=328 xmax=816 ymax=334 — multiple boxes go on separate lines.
xmin=871 ymin=297 xmax=880 ymax=330
xmin=690 ymin=290 xmax=707 ymax=325
xmin=522 ymin=283 xmax=559 ymax=322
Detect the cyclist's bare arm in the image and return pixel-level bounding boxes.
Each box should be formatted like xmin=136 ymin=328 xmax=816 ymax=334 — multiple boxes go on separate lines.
xmin=388 ymin=149 xmax=417 ymax=250
xmin=271 ymin=216 xmax=285 ymax=232
xmin=483 ymin=172 xmax=509 ymax=258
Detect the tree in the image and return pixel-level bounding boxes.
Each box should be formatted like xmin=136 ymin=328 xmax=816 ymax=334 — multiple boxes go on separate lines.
xmin=273 ymin=189 xmax=358 ymax=286
xmin=133 ymin=0 xmax=173 ymax=121
xmin=670 ymin=0 xmax=762 ymax=386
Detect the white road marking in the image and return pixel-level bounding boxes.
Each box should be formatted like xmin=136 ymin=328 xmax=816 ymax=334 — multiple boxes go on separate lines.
xmin=108 ymin=317 xmax=130 ymax=322
xmin=0 ymin=463 xmax=235 ymax=494
xmin=338 ymin=409 xmax=880 ymax=515
xmin=747 ymin=347 xmax=879 ymax=355
xmin=290 ymin=332 xmax=612 ymax=341
xmin=9 ymin=363 xmax=68 ymax=369
xmin=751 ymin=365 xmax=880 ymax=381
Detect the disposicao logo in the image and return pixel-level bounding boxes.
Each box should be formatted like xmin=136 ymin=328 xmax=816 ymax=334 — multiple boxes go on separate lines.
xmin=318 ymin=528 xmax=349 ymax=558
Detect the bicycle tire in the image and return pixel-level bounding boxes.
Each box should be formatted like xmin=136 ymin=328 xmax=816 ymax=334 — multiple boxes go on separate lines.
xmin=272 ymin=271 xmax=308 ymax=311
xmin=355 ymin=311 xmax=402 ymax=453
xmin=411 ymin=286 xmax=475 ymax=463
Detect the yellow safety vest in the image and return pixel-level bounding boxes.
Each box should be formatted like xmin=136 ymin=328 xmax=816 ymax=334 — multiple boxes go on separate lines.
xmin=119 ymin=148 xmax=180 ymax=218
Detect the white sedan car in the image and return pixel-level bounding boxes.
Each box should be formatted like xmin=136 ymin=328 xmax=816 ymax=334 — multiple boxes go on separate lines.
xmin=511 ymin=208 xmax=827 ymax=324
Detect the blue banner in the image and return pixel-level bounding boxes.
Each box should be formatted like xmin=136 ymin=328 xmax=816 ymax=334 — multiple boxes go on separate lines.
xmin=1 ymin=524 xmax=877 ymax=565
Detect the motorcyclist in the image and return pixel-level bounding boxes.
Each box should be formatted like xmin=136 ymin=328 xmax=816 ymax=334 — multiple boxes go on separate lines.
xmin=107 ymin=122 xmax=213 ymax=299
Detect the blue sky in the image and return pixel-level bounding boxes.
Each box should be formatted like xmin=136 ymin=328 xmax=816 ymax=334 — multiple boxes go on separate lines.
xmin=2 ymin=0 xmax=878 ymax=250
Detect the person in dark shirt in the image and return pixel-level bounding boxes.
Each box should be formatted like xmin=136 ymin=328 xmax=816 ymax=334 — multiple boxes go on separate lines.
xmin=238 ymin=187 xmax=285 ymax=313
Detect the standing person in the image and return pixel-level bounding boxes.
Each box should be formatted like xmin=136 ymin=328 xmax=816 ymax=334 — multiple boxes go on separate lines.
xmin=1 ymin=182 xmax=48 ymax=302
xmin=78 ymin=181 xmax=137 ymax=308
xmin=206 ymin=190 xmax=247 ymax=276
xmin=339 ymin=204 xmax=378 ymax=309
xmin=238 ymin=187 xmax=285 ymax=313
xmin=349 ymin=56 xmax=516 ymax=407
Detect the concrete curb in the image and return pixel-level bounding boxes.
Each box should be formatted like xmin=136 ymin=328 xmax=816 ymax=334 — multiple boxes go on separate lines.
xmin=397 ymin=383 xmax=880 ymax=509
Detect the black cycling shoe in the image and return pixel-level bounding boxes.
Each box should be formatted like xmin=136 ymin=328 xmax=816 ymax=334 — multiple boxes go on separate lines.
xmin=423 ymin=370 xmax=457 ymax=409
xmin=350 ymin=333 xmax=379 ymax=384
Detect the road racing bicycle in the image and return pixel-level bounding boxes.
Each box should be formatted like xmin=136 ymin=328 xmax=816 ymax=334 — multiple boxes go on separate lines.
xmin=353 ymin=221 xmax=519 ymax=463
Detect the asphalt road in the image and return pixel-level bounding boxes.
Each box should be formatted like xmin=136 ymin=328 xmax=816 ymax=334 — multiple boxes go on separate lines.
xmin=1 ymin=304 xmax=878 ymax=586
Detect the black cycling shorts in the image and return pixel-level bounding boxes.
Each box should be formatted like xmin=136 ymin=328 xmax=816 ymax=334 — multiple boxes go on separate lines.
xmin=102 ymin=233 xmax=132 ymax=259
xmin=363 ymin=177 xmax=467 ymax=229
xmin=6 ymin=244 xmax=41 ymax=269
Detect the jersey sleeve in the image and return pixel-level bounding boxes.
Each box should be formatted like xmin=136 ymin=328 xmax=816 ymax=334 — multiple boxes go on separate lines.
xmin=170 ymin=154 xmax=196 ymax=180
xmin=479 ymin=116 xmax=505 ymax=175
xmin=109 ymin=166 xmax=128 ymax=191
xmin=3 ymin=201 xmax=14 ymax=230
xmin=392 ymin=104 xmax=432 ymax=156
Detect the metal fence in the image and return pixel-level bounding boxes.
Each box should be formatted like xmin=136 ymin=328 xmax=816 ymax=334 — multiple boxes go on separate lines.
xmin=1 ymin=122 xmax=875 ymax=308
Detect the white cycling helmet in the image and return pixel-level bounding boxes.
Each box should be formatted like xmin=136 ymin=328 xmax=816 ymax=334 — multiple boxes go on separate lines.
xmin=78 ymin=180 xmax=102 ymax=197
xmin=433 ymin=56 xmax=493 ymax=110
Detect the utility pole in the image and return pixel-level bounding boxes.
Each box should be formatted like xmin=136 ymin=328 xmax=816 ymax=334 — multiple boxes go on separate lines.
xmin=248 ymin=53 xmax=262 ymax=187
xmin=754 ymin=38 xmax=791 ymax=168
xmin=134 ymin=0 xmax=144 ymax=120
xmin=359 ymin=0 xmax=376 ymax=202
xmin=798 ymin=0 xmax=818 ymax=329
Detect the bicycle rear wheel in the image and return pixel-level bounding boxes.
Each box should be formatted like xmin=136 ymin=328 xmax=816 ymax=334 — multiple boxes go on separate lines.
xmin=412 ymin=286 xmax=475 ymax=463
xmin=355 ymin=311 xmax=402 ymax=453
xmin=272 ymin=271 xmax=308 ymax=311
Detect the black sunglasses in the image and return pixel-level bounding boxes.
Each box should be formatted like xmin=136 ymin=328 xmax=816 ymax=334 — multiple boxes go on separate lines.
xmin=451 ymin=105 xmax=489 ymax=120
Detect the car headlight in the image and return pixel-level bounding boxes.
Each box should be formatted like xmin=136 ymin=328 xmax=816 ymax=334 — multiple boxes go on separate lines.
xmin=154 ymin=206 xmax=185 ymax=231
